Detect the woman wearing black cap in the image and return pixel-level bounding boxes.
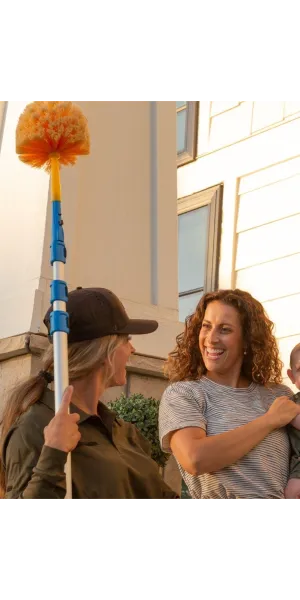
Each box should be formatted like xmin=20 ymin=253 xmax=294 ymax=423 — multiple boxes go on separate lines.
xmin=0 ymin=288 xmax=177 ymax=499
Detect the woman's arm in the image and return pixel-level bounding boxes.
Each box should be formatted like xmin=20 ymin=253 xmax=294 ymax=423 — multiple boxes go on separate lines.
xmin=170 ymin=395 xmax=300 ymax=476
xmin=5 ymin=430 xmax=68 ymax=499
xmin=171 ymin=416 xmax=273 ymax=475
xmin=4 ymin=386 xmax=80 ymax=499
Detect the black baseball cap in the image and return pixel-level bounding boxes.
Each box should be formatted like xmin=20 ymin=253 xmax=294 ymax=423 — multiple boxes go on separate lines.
xmin=44 ymin=287 xmax=158 ymax=343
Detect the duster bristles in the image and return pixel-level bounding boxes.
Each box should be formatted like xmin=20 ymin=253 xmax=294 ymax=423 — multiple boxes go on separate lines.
xmin=16 ymin=101 xmax=90 ymax=172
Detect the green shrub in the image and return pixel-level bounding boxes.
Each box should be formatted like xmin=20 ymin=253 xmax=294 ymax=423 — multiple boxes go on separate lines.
xmin=108 ymin=393 xmax=169 ymax=468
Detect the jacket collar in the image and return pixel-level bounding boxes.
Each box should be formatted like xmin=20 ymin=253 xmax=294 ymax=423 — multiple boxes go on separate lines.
xmin=41 ymin=389 xmax=117 ymax=430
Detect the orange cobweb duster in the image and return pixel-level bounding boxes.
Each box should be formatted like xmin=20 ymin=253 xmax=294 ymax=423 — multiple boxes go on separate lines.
xmin=16 ymin=101 xmax=90 ymax=172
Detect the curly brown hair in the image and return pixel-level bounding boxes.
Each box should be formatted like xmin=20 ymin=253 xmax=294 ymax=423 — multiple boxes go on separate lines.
xmin=165 ymin=289 xmax=283 ymax=386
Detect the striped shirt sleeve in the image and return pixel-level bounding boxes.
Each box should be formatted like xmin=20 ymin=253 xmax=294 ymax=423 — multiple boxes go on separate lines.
xmin=159 ymin=381 xmax=207 ymax=453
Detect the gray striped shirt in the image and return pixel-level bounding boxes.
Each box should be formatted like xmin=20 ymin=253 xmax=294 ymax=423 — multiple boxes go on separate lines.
xmin=159 ymin=377 xmax=292 ymax=499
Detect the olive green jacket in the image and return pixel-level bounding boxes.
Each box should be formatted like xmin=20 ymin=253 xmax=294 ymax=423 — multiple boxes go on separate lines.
xmin=2 ymin=389 xmax=177 ymax=499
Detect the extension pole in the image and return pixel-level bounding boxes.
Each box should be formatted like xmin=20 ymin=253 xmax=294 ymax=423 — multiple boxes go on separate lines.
xmin=50 ymin=155 xmax=72 ymax=499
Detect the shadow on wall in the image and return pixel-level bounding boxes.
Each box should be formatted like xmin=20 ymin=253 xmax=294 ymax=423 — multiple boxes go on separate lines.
xmin=0 ymin=100 xmax=8 ymax=153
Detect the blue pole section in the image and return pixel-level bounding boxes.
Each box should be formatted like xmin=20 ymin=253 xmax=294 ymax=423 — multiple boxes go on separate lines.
xmin=50 ymin=200 xmax=70 ymax=409
xmin=50 ymin=201 xmax=69 ymax=345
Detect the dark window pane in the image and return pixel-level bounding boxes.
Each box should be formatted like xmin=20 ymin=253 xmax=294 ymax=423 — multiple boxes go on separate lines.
xmin=176 ymin=101 xmax=186 ymax=109
xmin=177 ymin=110 xmax=187 ymax=153
xmin=178 ymin=206 xmax=209 ymax=293
xmin=179 ymin=291 xmax=203 ymax=322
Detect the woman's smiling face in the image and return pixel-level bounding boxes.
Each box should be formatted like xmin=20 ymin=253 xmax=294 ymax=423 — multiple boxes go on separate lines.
xmin=199 ymin=301 xmax=245 ymax=377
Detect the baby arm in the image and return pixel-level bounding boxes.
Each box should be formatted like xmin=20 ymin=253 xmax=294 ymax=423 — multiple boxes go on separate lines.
xmin=285 ymin=477 xmax=300 ymax=499
xmin=290 ymin=414 xmax=300 ymax=429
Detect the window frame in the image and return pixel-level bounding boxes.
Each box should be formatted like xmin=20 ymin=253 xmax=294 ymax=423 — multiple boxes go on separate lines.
xmin=176 ymin=101 xmax=199 ymax=167
xmin=177 ymin=184 xmax=223 ymax=319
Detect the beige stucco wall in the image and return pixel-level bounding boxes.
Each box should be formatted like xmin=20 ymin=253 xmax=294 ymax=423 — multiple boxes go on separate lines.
xmin=0 ymin=101 xmax=50 ymax=340
xmin=178 ymin=101 xmax=300 ymax=390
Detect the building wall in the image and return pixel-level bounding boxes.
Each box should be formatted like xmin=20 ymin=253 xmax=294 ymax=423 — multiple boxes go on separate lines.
xmin=236 ymin=161 xmax=300 ymax=388
xmin=178 ymin=101 xmax=300 ymax=390
xmin=0 ymin=101 xmax=50 ymax=340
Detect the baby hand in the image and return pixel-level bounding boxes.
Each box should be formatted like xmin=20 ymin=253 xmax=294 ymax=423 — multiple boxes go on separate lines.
xmin=290 ymin=414 xmax=300 ymax=429
xmin=285 ymin=478 xmax=300 ymax=499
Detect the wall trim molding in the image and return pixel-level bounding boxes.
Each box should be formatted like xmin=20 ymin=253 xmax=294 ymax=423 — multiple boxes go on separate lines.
xmin=0 ymin=333 xmax=167 ymax=379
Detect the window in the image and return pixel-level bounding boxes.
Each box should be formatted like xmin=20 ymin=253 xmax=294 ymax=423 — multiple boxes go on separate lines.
xmin=176 ymin=101 xmax=198 ymax=167
xmin=178 ymin=185 xmax=223 ymax=322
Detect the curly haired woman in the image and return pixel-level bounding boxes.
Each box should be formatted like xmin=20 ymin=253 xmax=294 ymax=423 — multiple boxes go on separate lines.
xmin=159 ymin=289 xmax=300 ymax=499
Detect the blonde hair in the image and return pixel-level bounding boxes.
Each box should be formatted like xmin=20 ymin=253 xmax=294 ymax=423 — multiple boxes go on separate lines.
xmin=0 ymin=334 xmax=127 ymax=497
